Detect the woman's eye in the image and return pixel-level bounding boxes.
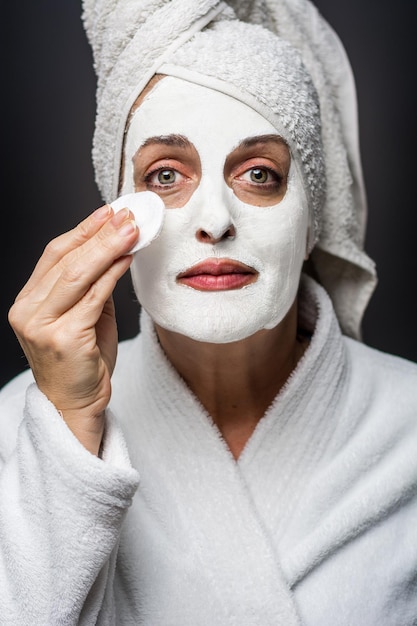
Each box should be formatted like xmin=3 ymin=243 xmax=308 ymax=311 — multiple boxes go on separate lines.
xmin=239 ymin=167 xmax=279 ymax=185
xmin=146 ymin=168 xmax=179 ymax=186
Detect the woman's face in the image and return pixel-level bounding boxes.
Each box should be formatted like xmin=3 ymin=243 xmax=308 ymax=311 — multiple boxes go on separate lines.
xmin=122 ymin=77 xmax=309 ymax=343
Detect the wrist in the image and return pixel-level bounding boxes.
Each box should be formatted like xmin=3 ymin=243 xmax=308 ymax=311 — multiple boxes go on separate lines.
xmin=58 ymin=409 xmax=105 ymax=456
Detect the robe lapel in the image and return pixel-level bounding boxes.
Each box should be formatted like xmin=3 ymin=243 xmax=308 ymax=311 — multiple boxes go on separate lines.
xmin=111 ymin=312 xmax=302 ymax=624
xmin=238 ymin=276 xmax=348 ymax=552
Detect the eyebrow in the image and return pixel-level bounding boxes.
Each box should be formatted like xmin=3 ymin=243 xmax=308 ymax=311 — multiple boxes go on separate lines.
xmin=140 ymin=134 xmax=191 ymax=149
xmin=239 ymin=134 xmax=288 ymax=149
xmin=139 ymin=133 xmax=286 ymax=150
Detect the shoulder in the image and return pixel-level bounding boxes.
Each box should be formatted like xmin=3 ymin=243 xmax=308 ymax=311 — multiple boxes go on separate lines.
xmin=344 ymin=337 xmax=417 ymax=405
xmin=346 ymin=336 xmax=417 ymax=372
xmin=339 ymin=337 xmax=416 ymax=463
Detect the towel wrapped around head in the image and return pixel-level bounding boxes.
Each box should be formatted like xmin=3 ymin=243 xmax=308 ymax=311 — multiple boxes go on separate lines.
xmin=82 ymin=0 xmax=377 ymax=340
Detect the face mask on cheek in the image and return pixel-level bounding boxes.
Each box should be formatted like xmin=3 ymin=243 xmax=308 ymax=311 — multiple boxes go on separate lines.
xmin=124 ymin=78 xmax=310 ymax=343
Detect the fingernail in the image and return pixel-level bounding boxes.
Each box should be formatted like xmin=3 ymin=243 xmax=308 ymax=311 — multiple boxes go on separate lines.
xmin=111 ymin=207 xmax=130 ymax=227
xmin=118 ymin=219 xmax=137 ymax=237
xmin=93 ymin=204 xmax=112 ymax=221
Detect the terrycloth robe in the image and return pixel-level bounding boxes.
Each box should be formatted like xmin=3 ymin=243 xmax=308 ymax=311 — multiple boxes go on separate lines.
xmin=0 ymin=276 xmax=416 ymax=625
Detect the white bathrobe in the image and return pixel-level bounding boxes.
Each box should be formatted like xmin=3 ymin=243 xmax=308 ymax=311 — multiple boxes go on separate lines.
xmin=0 ymin=276 xmax=416 ymax=625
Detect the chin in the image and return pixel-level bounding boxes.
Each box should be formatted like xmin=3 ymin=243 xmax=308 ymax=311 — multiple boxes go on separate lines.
xmin=136 ymin=276 xmax=296 ymax=345
xmin=151 ymin=308 xmax=284 ymax=345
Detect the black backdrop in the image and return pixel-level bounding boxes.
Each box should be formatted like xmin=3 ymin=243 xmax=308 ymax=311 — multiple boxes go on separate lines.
xmin=1 ymin=0 xmax=416 ymax=388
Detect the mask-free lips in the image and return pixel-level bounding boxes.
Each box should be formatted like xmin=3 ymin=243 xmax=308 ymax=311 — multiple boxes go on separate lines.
xmin=177 ymin=259 xmax=257 ymax=291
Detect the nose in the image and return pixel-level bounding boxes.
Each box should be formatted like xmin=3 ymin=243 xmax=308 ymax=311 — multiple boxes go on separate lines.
xmin=196 ymin=222 xmax=236 ymax=244
xmin=194 ymin=183 xmax=236 ymax=244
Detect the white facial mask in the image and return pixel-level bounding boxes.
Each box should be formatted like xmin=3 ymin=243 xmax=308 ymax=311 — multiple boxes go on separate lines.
xmin=123 ymin=77 xmax=309 ymax=343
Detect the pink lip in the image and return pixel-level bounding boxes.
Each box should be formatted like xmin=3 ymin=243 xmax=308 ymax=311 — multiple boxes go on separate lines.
xmin=177 ymin=258 xmax=258 ymax=292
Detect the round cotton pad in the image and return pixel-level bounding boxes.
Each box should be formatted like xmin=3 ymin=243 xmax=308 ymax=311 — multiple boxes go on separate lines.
xmin=110 ymin=191 xmax=165 ymax=253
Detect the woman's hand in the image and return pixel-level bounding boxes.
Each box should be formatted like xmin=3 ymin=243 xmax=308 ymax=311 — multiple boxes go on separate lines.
xmin=8 ymin=205 xmax=139 ymax=455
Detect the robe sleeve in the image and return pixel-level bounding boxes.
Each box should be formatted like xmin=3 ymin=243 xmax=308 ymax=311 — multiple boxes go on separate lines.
xmin=0 ymin=381 xmax=139 ymax=625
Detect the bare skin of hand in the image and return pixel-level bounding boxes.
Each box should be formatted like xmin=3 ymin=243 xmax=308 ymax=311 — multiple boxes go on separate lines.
xmin=8 ymin=205 xmax=139 ymax=455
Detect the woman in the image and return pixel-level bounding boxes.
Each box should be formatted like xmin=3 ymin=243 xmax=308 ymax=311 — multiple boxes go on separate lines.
xmin=1 ymin=1 xmax=416 ymax=624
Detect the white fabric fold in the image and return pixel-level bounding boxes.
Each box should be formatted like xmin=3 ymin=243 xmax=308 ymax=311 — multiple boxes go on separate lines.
xmin=0 ymin=384 xmax=139 ymax=625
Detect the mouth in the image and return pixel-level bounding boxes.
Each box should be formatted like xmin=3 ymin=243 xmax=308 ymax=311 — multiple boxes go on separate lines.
xmin=177 ymin=258 xmax=258 ymax=291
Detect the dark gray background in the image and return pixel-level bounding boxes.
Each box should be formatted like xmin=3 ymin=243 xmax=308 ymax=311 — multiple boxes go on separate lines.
xmin=1 ymin=1 xmax=416 ymax=388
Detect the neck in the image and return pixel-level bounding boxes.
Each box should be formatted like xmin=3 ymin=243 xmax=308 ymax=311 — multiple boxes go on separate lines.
xmin=154 ymin=300 xmax=308 ymax=459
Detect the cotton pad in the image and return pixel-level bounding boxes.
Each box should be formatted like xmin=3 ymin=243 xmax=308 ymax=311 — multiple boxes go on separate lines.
xmin=110 ymin=191 xmax=165 ymax=253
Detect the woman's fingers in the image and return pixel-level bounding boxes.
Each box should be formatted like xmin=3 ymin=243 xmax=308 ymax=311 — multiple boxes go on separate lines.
xmin=26 ymin=257 xmax=132 ymax=393
xmin=8 ymin=207 xmax=139 ymax=383
xmin=15 ymin=204 xmax=114 ymax=301
xmin=62 ymin=254 xmax=134 ymax=335
xmin=12 ymin=208 xmax=139 ymax=323
xmin=34 ymin=209 xmax=139 ymax=320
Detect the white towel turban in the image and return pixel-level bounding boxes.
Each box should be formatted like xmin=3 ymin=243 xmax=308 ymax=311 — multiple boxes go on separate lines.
xmin=82 ymin=0 xmax=377 ymax=340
